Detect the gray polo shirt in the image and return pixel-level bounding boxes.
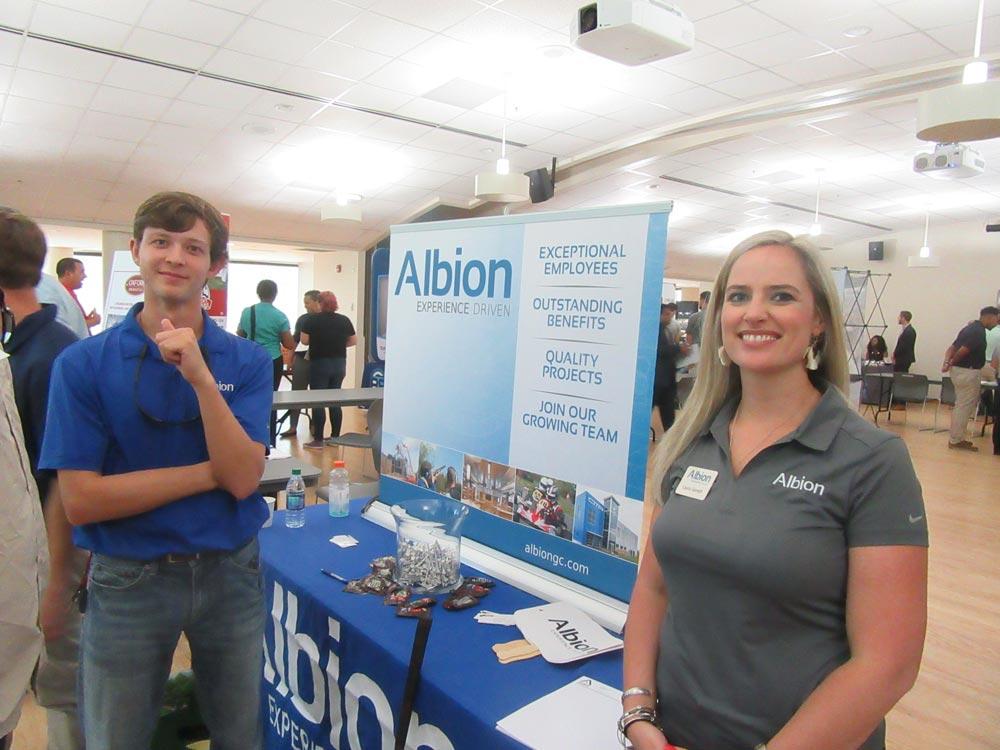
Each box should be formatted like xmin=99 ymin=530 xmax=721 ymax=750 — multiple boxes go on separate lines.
xmin=652 ymin=386 xmax=927 ymax=750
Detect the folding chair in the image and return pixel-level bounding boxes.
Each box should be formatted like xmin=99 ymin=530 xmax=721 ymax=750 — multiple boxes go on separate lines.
xmin=889 ymin=373 xmax=929 ymax=426
xmin=317 ymin=399 xmax=382 ymax=502
xmin=926 ymin=376 xmax=955 ymax=433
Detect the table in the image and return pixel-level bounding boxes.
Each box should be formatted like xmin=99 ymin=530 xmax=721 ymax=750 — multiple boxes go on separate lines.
xmin=272 ymin=387 xmax=384 ymax=411
xmin=259 ymin=457 xmax=321 ymax=495
xmin=866 ymin=373 xmax=997 ymax=430
xmin=259 ymin=503 xmax=623 ymax=750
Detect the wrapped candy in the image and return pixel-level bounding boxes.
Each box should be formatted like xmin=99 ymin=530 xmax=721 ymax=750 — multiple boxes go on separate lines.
xmin=443 ymin=595 xmax=478 ymax=611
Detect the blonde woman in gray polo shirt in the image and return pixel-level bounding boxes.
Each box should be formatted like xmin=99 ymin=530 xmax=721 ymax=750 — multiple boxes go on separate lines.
xmin=621 ymin=231 xmax=928 ymax=750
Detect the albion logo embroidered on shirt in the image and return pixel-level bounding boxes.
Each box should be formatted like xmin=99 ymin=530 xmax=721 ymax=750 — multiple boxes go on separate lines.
xmin=772 ymin=472 xmax=825 ymax=496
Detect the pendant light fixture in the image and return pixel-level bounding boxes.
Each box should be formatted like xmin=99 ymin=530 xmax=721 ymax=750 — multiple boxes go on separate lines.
xmin=809 ymin=171 xmax=823 ymax=237
xmin=919 ymin=213 xmax=931 ymax=258
xmin=474 ymin=92 xmax=530 ymax=203
xmin=917 ymin=0 xmax=1000 ymax=142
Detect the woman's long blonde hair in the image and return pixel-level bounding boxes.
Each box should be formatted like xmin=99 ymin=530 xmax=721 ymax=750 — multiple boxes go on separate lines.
xmin=651 ymin=231 xmax=849 ymax=500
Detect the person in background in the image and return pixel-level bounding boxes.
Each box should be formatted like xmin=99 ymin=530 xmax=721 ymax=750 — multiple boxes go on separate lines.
xmin=991 ymin=345 xmax=999 ymax=456
xmin=0 ymin=209 xmax=84 ymax=750
xmin=685 ymin=291 xmax=710 ymax=346
xmin=56 ymin=258 xmax=101 ymax=331
xmin=662 ymin=301 xmax=681 ymax=344
xmin=865 ymin=334 xmax=888 ymax=363
xmin=0 ymin=346 xmax=48 ymax=750
xmin=299 ymin=291 xmax=356 ymax=449
xmin=36 ymin=273 xmax=89 ymax=340
xmin=279 ymin=290 xmax=321 ymax=438
xmin=892 ymin=311 xmax=916 ymax=373
xmin=40 ymin=191 xmax=271 ymax=749
xmin=653 ymin=304 xmax=682 ymax=437
xmin=237 ymin=279 xmax=294 ymax=444
xmin=623 ymin=231 xmax=927 ymax=750
xmin=942 ymin=306 xmax=998 ymax=452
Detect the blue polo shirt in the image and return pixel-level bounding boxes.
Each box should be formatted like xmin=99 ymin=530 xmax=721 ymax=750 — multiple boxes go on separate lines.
xmin=39 ymin=303 xmax=272 ymax=559
xmin=6 ymin=304 xmax=79 ymax=503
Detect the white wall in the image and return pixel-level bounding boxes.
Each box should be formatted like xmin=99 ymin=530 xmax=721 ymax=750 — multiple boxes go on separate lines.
xmin=825 ymin=220 xmax=999 ymax=379
xmin=312 ymin=250 xmax=365 ymax=388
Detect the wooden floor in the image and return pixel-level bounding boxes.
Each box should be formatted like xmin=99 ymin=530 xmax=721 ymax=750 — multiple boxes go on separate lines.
xmin=13 ymin=406 xmax=1000 ymax=749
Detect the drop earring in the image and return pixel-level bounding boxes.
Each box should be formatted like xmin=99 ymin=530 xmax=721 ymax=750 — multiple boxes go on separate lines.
xmin=718 ymin=346 xmax=731 ymax=366
xmin=804 ymin=342 xmax=820 ymax=371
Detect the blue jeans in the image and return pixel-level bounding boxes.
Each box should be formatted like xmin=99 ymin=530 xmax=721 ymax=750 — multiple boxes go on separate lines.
xmin=80 ymin=539 xmax=265 ymax=749
xmin=309 ymin=357 xmax=347 ymax=439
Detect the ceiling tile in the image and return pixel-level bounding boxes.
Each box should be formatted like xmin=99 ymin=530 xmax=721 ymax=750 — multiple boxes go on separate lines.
xmin=122 ymin=28 xmax=217 ymax=69
xmin=0 ymin=35 xmax=19 ymax=67
xmin=841 ymin=32 xmax=951 ymax=70
xmin=711 ymin=69 xmax=798 ymax=99
xmin=0 ymin=0 xmax=32 ymax=27
xmin=693 ymin=5 xmax=792 ymax=48
xmin=139 ymin=0 xmax=245 ymax=46
xmin=804 ymin=8 xmax=920 ymax=48
xmin=752 ymin=0 xmax=873 ymax=28
xmin=567 ymin=117 xmax=641 ymax=143
xmin=253 ymin=0 xmax=361 ymax=36
xmin=771 ymin=51 xmax=871 ymax=85
xmin=17 ymin=37 xmax=113 ymax=83
xmin=2 ymin=96 xmax=84 ymax=131
xmin=369 ymin=0 xmax=484 ymax=32
xmin=489 ymin=0 xmax=579 ymax=31
xmin=223 ymin=116 xmax=297 ymax=143
xmin=299 ymin=42 xmax=391 ymax=82
xmin=394 ymin=97 xmax=466 ymax=124
xmin=924 ymin=16 xmax=1000 ymax=55
xmin=400 ymin=35 xmax=477 ymax=70
xmin=530 ymin=131 xmax=597 ymax=158
xmin=334 ymin=13 xmax=435 ymax=57
xmin=604 ymin=101 xmax=677 ymax=129
xmin=29 ymin=2 xmax=132 ymax=49
xmin=424 ymin=77 xmax=503 ymax=109
xmin=76 ymin=110 xmax=154 ymax=142
xmin=226 ymin=19 xmax=325 ymax=64
xmin=886 ymin=0 xmax=993 ymax=29
xmin=161 ymin=100 xmax=239 ymax=130
xmin=728 ymin=30 xmax=830 ymax=68
xmin=89 ymin=86 xmax=171 ymax=121
xmin=69 ymin=133 xmax=137 ymax=162
xmin=274 ymin=68 xmax=354 ymax=101
xmin=443 ymin=6 xmax=556 ymax=50
xmin=659 ymin=50 xmax=758 ymax=86
xmin=335 ymin=83 xmax=413 ymax=112
xmin=307 ymin=105 xmax=382 ymax=133
xmin=664 ymin=86 xmax=738 ymax=116
xmin=361 ymin=117 xmax=434 ymax=144
xmin=10 ymin=68 xmax=97 ymax=108
xmin=103 ymin=59 xmax=194 ymax=97
xmin=0 ymin=121 xmax=74 ymax=152
xmin=180 ymin=77 xmax=260 ymax=110
xmin=364 ymin=58 xmax=453 ymax=97
xmin=44 ymin=0 xmax=147 ymax=25
xmin=203 ymin=49 xmax=291 ymax=86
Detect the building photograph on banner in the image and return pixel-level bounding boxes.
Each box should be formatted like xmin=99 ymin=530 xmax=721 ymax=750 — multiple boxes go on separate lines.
xmin=380 ymin=203 xmax=670 ymax=602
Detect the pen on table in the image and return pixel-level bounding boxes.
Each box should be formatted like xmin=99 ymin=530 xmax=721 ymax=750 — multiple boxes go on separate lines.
xmin=320 ymin=568 xmax=348 ymax=583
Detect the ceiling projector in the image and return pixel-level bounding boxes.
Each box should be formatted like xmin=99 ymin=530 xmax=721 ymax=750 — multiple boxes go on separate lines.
xmin=571 ymin=0 xmax=694 ymax=66
xmin=913 ymin=142 xmax=985 ymax=179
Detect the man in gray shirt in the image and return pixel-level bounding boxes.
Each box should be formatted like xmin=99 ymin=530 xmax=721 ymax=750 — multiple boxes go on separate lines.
xmin=685 ymin=291 xmax=710 ymax=346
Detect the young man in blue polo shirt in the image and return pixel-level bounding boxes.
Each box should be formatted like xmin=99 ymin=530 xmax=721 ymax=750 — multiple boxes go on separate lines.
xmin=40 ymin=192 xmax=272 ymax=749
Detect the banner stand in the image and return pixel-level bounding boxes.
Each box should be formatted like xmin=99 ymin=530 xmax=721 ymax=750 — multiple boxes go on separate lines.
xmin=363 ymin=502 xmax=628 ymax=632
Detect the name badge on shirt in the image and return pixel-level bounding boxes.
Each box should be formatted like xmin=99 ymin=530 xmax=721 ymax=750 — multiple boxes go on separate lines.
xmin=675 ymin=466 xmax=718 ymax=501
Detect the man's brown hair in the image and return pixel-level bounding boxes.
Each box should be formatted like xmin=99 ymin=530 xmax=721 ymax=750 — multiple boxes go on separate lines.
xmin=133 ymin=192 xmax=229 ymax=266
xmin=0 ymin=208 xmax=47 ymax=289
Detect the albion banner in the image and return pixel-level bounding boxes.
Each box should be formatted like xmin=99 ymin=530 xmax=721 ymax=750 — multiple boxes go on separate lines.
xmin=380 ymin=204 xmax=670 ymax=602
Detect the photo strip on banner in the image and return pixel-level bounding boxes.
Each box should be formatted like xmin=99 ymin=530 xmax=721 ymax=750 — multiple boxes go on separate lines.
xmin=380 ymin=203 xmax=670 ymax=602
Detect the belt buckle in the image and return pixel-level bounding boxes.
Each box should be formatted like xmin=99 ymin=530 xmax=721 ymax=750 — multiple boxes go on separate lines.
xmin=164 ymin=552 xmax=201 ymax=564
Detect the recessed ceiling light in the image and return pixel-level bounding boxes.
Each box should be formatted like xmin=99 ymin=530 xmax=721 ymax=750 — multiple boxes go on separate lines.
xmin=481 ymin=147 xmax=495 ymax=155
xmin=539 ymin=44 xmax=573 ymax=59
xmin=274 ymin=103 xmax=294 ymax=113
xmin=842 ymin=25 xmax=871 ymax=38
xmin=242 ymin=122 xmax=276 ymax=135
xmin=648 ymin=183 xmax=659 ymax=189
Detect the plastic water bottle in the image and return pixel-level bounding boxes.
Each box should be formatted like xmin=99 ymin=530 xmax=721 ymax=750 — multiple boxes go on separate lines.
xmin=328 ymin=460 xmax=350 ymax=518
xmin=285 ymin=469 xmax=306 ymax=528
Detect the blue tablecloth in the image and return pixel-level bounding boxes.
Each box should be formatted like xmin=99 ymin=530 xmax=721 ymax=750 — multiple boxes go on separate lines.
xmin=260 ymin=501 xmax=624 ymax=750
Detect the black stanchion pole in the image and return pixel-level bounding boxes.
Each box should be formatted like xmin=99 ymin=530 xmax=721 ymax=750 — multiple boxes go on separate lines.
xmin=394 ymin=614 xmax=433 ymax=750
